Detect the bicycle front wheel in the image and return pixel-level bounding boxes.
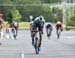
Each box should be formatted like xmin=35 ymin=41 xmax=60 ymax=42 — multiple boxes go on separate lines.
xmin=34 ymin=37 xmax=39 ymax=54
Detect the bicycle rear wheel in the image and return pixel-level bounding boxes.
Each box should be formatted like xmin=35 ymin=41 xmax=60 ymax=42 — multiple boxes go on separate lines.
xmin=13 ymin=34 xmax=16 ymax=39
xmin=47 ymin=30 xmax=51 ymax=39
xmin=57 ymin=30 xmax=61 ymax=39
xmin=57 ymin=33 xmax=60 ymax=39
xmin=12 ymin=28 xmax=17 ymax=39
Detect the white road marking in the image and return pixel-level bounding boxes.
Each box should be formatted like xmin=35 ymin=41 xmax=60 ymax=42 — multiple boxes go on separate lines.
xmin=21 ymin=52 xmax=24 ymax=58
xmin=62 ymin=36 xmax=75 ymax=39
xmin=67 ymin=36 xmax=75 ymax=39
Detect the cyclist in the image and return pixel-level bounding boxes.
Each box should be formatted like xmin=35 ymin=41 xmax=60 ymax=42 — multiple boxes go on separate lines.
xmin=0 ymin=14 xmax=4 ymax=36
xmin=55 ymin=21 xmax=63 ymax=38
xmin=31 ymin=16 xmax=45 ymax=51
xmin=45 ymin=22 xmax=53 ymax=38
xmin=6 ymin=23 xmax=11 ymax=33
xmin=11 ymin=20 xmax=19 ymax=38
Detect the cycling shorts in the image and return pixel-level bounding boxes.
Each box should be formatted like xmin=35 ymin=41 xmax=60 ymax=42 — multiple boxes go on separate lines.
xmin=56 ymin=24 xmax=63 ymax=31
xmin=56 ymin=24 xmax=62 ymax=28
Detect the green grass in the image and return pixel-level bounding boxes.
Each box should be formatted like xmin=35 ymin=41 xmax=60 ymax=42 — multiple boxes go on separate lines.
xmin=3 ymin=22 xmax=30 ymax=30
xmin=3 ymin=22 xmax=8 ymax=29
xmin=19 ymin=22 xmax=30 ymax=30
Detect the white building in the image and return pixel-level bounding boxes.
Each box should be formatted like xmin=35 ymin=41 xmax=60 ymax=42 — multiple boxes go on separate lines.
xmin=61 ymin=0 xmax=75 ymax=3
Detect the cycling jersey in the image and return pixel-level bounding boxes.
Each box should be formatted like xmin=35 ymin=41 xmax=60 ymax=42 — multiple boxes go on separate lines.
xmin=11 ymin=21 xmax=19 ymax=33
xmin=56 ymin=23 xmax=62 ymax=28
xmin=12 ymin=22 xmax=18 ymax=28
xmin=33 ymin=17 xmax=45 ymax=26
xmin=56 ymin=21 xmax=63 ymax=31
xmin=46 ymin=22 xmax=53 ymax=28
xmin=32 ymin=16 xmax=45 ymax=32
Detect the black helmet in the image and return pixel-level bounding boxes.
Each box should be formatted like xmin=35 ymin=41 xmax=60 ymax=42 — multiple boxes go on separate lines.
xmin=39 ymin=16 xmax=43 ymax=20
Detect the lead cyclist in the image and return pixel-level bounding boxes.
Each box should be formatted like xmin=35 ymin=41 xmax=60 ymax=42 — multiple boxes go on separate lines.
xmin=31 ymin=16 xmax=45 ymax=51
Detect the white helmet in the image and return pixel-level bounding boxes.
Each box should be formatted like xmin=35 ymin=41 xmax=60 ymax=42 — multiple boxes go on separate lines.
xmin=57 ymin=21 xmax=61 ymax=24
xmin=29 ymin=15 xmax=33 ymax=21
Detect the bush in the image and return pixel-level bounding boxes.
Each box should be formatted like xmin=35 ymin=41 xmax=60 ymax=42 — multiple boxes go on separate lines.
xmin=66 ymin=20 xmax=75 ymax=26
xmin=66 ymin=15 xmax=75 ymax=26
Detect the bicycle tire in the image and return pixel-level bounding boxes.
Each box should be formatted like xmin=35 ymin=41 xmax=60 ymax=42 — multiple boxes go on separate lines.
xmin=34 ymin=37 xmax=39 ymax=54
xmin=57 ymin=30 xmax=61 ymax=39
xmin=13 ymin=35 xmax=16 ymax=39
xmin=57 ymin=33 xmax=60 ymax=39
xmin=47 ymin=30 xmax=51 ymax=39
xmin=12 ymin=28 xmax=17 ymax=39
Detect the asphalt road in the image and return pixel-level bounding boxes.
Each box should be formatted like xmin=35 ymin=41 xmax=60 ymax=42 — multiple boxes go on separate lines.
xmin=0 ymin=28 xmax=75 ymax=58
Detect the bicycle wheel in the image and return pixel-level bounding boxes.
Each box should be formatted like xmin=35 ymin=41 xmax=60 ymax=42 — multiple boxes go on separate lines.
xmin=34 ymin=37 xmax=39 ymax=54
xmin=13 ymin=34 xmax=16 ymax=39
xmin=47 ymin=30 xmax=51 ymax=39
xmin=57 ymin=33 xmax=59 ymax=39
xmin=13 ymin=29 xmax=17 ymax=39
xmin=57 ymin=30 xmax=61 ymax=39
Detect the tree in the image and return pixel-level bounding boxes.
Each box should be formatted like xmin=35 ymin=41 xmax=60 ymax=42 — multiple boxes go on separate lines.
xmin=41 ymin=0 xmax=61 ymax=3
xmin=11 ymin=8 xmax=21 ymax=21
xmin=7 ymin=11 xmax=13 ymax=23
xmin=0 ymin=0 xmax=62 ymax=22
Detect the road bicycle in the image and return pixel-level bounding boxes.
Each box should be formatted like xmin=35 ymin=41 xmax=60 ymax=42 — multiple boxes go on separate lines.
xmin=33 ymin=30 xmax=41 ymax=54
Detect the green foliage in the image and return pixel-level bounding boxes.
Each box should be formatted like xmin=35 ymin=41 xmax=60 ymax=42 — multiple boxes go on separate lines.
xmin=0 ymin=0 xmax=62 ymax=22
xmin=6 ymin=8 xmax=21 ymax=23
xmin=41 ymin=0 xmax=61 ymax=3
xmin=17 ymin=5 xmax=52 ymax=22
xmin=7 ymin=11 xmax=13 ymax=23
xmin=51 ymin=7 xmax=62 ymax=22
xmin=66 ymin=16 xmax=75 ymax=26
xmin=12 ymin=0 xmax=41 ymax=4
xmin=19 ymin=22 xmax=29 ymax=29
xmin=11 ymin=9 xmax=21 ymax=21
xmin=70 ymin=16 xmax=75 ymax=21
xmin=66 ymin=20 xmax=75 ymax=26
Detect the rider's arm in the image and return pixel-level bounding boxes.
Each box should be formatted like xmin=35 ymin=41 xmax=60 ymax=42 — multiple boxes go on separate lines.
xmin=29 ymin=21 xmax=33 ymax=31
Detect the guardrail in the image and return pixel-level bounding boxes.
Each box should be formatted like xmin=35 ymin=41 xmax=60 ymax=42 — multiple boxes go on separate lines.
xmin=65 ymin=26 xmax=75 ymax=30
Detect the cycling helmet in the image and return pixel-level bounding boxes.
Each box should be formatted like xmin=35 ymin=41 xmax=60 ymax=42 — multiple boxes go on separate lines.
xmin=57 ymin=21 xmax=61 ymax=24
xmin=39 ymin=15 xmax=44 ymax=20
xmin=30 ymin=15 xmax=33 ymax=21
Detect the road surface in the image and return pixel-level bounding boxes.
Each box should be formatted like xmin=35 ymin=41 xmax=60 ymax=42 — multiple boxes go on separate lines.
xmin=0 ymin=29 xmax=75 ymax=58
